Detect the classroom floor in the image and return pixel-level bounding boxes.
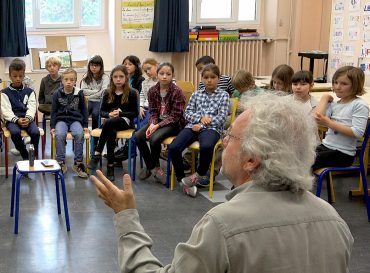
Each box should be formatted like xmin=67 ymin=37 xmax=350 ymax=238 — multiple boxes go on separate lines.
xmin=0 ymin=138 xmax=369 ymax=273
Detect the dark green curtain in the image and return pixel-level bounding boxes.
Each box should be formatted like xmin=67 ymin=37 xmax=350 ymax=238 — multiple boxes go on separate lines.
xmin=0 ymin=0 xmax=29 ymax=57
xmin=149 ymin=0 xmax=189 ymax=52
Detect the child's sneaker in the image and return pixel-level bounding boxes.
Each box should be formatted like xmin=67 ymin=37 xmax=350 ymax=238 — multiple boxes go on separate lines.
xmin=196 ymin=172 xmax=210 ymax=187
xmin=182 ymin=172 xmax=200 ymax=187
xmin=88 ymin=154 xmax=101 ymax=170
xmin=183 ymin=184 xmax=197 ymax=197
xmin=153 ymin=167 xmax=166 ymax=185
xmin=10 ymin=148 xmax=21 ymax=156
xmin=73 ymin=162 xmax=88 ymax=179
xmin=58 ymin=161 xmax=68 ymax=174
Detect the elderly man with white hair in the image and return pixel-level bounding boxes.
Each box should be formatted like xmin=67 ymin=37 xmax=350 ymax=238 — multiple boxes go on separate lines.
xmin=91 ymin=93 xmax=353 ymax=273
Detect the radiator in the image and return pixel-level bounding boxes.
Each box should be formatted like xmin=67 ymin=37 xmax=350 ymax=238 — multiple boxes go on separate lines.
xmin=173 ymin=40 xmax=264 ymax=88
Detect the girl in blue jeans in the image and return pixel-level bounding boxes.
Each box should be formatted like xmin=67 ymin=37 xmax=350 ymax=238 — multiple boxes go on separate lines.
xmin=169 ymin=64 xmax=229 ymax=197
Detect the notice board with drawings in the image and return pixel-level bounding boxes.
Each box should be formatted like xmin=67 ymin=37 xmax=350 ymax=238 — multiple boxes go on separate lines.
xmin=30 ymin=36 xmax=88 ymax=69
xmin=328 ymin=0 xmax=370 ymax=85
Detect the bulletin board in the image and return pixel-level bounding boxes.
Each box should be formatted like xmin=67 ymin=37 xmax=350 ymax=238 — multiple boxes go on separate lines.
xmin=31 ymin=36 xmax=88 ymax=69
xmin=328 ymin=0 xmax=370 ymax=85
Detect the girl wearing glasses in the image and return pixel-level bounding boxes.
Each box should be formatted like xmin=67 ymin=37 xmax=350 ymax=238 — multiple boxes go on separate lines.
xmin=81 ymin=55 xmax=109 ymax=135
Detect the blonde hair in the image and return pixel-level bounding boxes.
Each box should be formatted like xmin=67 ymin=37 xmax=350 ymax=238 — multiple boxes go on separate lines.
xmin=45 ymin=56 xmax=62 ymax=68
xmin=142 ymin=58 xmax=159 ymax=66
xmin=231 ymin=69 xmax=255 ymax=91
xmin=62 ymin=68 xmax=77 ymax=79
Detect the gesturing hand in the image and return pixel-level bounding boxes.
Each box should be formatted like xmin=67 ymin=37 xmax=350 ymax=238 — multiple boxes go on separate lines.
xmin=91 ymin=170 xmax=136 ymax=213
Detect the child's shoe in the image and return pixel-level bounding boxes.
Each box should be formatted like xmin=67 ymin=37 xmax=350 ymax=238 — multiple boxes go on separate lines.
xmin=88 ymin=154 xmax=101 ymax=170
xmin=73 ymin=162 xmax=88 ymax=179
xmin=181 ymin=172 xmax=200 ymax=187
xmin=58 ymin=161 xmax=68 ymax=174
xmin=182 ymin=184 xmax=197 ymax=197
xmin=10 ymin=148 xmax=21 ymax=156
xmin=153 ymin=167 xmax=166 ymax=185
xmin=106 ymin=165 xmax=115 ymax=181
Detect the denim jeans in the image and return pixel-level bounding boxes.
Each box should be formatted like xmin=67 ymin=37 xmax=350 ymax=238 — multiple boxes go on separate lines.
xmin=55 ymin=121 xmax=84 ymax=163
xmin=169 ymin=128 xmax=220 ymax=182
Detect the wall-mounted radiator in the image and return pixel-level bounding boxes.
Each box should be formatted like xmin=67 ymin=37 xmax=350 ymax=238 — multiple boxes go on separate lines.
xmin=173 ymin=40 xmax=265 ymax=88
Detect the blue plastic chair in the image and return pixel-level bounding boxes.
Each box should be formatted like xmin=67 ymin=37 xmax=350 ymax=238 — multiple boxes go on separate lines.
xmin=314 ymin=124 xmax=370 ymax=222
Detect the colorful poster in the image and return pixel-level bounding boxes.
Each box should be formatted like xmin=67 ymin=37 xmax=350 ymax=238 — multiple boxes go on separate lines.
xmin=121 ymin=0 xmax=154 ymax=40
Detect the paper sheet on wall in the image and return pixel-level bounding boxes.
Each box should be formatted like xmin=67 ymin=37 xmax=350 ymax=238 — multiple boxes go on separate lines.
xmin=121 ymin=0 xmax=154 ymax=40
xmin=67 ymin=36 xmax=88 ymax=61
xmin=27 ymin=35 xmax=47 ymax=48
xmin=329 ymin=0 xmax=370 ymax=85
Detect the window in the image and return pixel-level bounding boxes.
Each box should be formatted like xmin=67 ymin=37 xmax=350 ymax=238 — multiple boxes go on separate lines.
xmin=25 ymin=0 xmax=103 ymax=30
xmin=189 ymin=0 xmax=259 ymax=24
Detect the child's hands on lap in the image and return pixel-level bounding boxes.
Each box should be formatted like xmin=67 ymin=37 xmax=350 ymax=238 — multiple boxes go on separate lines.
xmin=200 ymin=116 xmax=212 ymax=126
xmin=146 ymin=124 xmax=159 ymax=139
xmin=139 ymin=107 xmax=145 ymax=119
xmin=192 ymin=124 xmax=202 ymax=132
xmin=109 ymin=109 xmax=120 ymax=118
xmin=18 ymin=118 xmax=29 ymax=128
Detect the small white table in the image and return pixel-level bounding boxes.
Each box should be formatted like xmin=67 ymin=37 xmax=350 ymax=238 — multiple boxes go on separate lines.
xmin=10 ymin=160 xmax=70 ymax=234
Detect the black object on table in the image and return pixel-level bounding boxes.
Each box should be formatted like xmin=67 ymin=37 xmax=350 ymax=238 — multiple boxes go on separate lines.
xmin=298 ymin=51 xmax=328 ymax=83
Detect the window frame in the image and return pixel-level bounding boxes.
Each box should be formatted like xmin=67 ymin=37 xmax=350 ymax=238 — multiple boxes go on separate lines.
xmin=26 ymin=0 xmax=104 ymax=31
xmin=190 ymin=0 xmax=261 ymax=27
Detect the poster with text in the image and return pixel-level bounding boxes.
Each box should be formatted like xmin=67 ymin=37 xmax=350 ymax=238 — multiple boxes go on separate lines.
xmin=122 ymin=0 xmax=154 ymax=40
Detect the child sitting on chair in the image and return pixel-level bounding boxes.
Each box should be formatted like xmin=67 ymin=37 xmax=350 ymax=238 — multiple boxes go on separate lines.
xmin=1 ymin=58 xmax=40 ymax=160
xmin=50 ymin=68 xmax=89 ymax=178
xmin=313 ymin=66 xmax=369 ymax=170
xmin=38 ymin=56 xmax=62 ymax=116
xmin=169 ymin=64 xmax=229 ymax=197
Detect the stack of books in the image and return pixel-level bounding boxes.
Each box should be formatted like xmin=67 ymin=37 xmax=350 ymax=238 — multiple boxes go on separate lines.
xmin=189 ymin=31 xmax=198 ymax=41
xmin=239 ymin=29 xmax=259 ymax=40
xmin=219 ymin=30 xmax=239 ymax=41
xmin=197 ymin=26 xmax=219 ymax=41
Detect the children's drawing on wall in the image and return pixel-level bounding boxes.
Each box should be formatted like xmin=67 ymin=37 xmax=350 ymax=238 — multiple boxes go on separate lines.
xmin=363 ymin=15 xmax=370 ymax=28
xmin=359 ymin=58 xmax=370 ymax=74
xmin=335 ymin=0 xmax=344 ymax=13
xmin=360 ymin=42 xmax=370 ymax=57
xmin=330 ymin=56 xmax=342 ymax=69
xmin=349 ymin=0 xmax=360 ymax=11
xmin=332 ymin=42 xmax=343 ymax=54
xmin=333 ymin=29 xmax=344 ymax=41
xmin=334 ymin=15 xmax=344 ymax=28
xmin=349 ymin=28 xmax=360 ymax=40
xmin=349 ymin=14 xmax=360 ymax=27
xmin=364 ymin=31 xmax=370 ymax=42
xmin=343 ymin=43 xmax=355 ymax=56
xmin=364 ymin=2 xmax=370 ymax=12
